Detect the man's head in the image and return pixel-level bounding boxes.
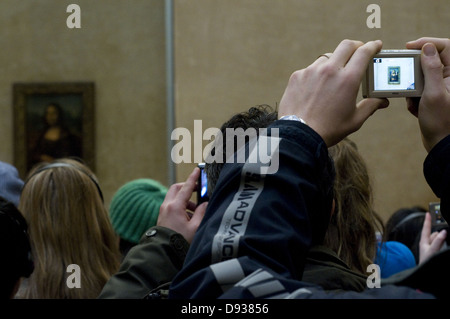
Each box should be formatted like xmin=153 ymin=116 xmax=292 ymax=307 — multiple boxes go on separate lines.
xmin=205 ymin=104 xmax=278 ymax=195
xmin=204 ymin=104 xmax=335 ymax=246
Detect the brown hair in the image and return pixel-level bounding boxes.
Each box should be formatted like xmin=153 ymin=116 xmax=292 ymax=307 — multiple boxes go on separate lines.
xmin=19 ymin=158 xmax=120 ymax=298
xmin=324 ymin=138 xmax=384 ymax=275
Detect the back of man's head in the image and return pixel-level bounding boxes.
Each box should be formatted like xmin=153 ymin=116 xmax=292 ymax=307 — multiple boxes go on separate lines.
xmin=205 ymin=104 xmax=278 ymax=194
xmin=204 ymin=104 xmax=335 ymax=246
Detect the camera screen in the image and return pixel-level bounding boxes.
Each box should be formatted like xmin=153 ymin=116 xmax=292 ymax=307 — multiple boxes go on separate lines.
xmin=373 ymin=57 xmax=415 ymax=91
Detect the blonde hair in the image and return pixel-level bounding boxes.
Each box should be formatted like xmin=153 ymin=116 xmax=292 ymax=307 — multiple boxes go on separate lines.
xmin=324 ymin=138 xmax=384 ymax=275
xmin=19 ymin=158 xmax=120 ymax=298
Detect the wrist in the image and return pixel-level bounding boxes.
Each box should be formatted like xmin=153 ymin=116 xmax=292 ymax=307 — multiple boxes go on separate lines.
xmin=278 ymin=115 xmax=334 ymax=147
xmin=279 ymin=114 xmax=307 ymax=125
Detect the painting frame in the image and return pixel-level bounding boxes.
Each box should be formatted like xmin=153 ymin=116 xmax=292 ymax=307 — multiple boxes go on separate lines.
xmin=13 ymin=82 xmax=95 ymax=179
xmin=388 ymin=66 xmax=401 ymax=85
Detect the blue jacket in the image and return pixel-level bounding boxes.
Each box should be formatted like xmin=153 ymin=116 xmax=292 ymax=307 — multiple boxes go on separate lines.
xmin=169 ymin=120 xmax=335 ymax=299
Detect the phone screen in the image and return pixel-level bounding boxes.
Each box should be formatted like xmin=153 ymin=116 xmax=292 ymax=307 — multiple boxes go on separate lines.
xmin=429 ymin=202 xmax=447 ymax=226
xmin=197 ymin=163 xmax=209 ymax=205
xmin=373 ymin=57 xmax=415 ymax=91
xmin=200 ymin=168 xmax=208 ymax=198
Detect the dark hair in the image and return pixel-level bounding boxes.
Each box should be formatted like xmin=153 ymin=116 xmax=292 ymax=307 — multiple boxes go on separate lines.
xmin=0 ymin=196 xmax=34 ymax=298
xmin=204 ymin=104 xmax=278 ymax=194
xmin=384 ymin=206 xmax=427 ymax=264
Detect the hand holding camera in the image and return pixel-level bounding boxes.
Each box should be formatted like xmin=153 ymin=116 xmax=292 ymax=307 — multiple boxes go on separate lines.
xmin=405 ymin=37 xmax=450 ymax=152
xmin=278 ymin=39 xmax=389 ymax=147
xmin=362 ymin=37 xmax=450 ymax=153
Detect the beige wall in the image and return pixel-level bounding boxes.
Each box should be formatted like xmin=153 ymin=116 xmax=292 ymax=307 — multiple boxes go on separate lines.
xmin=173 ymin=0 xmax=449 ymax=222
xmin=0 ymin=1 xmax=448 ymax=222
xmin=0 ymin=0 xmax=168 ymax=207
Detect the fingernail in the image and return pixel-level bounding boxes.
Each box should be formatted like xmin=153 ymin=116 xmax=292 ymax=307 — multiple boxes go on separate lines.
xmin=373 ymin=39 xmax=382 ymax=47
xmin=423 ymin=43 xmax=437 ymax=56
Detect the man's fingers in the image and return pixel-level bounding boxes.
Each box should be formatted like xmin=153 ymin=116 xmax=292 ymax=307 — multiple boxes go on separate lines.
xmin=406 ymin=97 xmax=419 ymax=118
xmin=429 ymin=229 xmax=447 ymax=252
xmin=177 ymin=167 xmax=201 ymax=202
xmin=186 ymin=200 xmax=197 ymax=214
xmin=407 ymin=37 xmax=450 ymax=66
xmin=191 ymin=202 xmax=208 ymax=225
xmin=429 ymin=231 xmax=438 ymax=242
xmin=355 ymin=98 xmax=389 ymax=126
xmin=346 ymin=40 xmax=383 ymax=77
xmin=330 ymin=39 xmax=364 ymax=67
xmin=164 ymin=182 xmax=184 ymax=201
xmin=309 ymin=52 xmax=332 ymax=67
xmin=407 ymin=37 xmax=449 ymax=51
xmin=420 ymin=212 xmax=432 ymax=244
xmin=421 ymin=43 xmax=446 ymax=101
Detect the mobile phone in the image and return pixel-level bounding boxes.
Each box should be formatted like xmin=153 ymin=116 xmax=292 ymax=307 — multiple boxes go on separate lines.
xmin=429 ymin=202 xmax=448 ymax=228
xmin=197 ymin=163 xmax=209 ymax=205
xmin=362 ymin=50 xmax=423 ymax=98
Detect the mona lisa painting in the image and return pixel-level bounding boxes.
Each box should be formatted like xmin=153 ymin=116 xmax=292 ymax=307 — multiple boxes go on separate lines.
xmin=13 ymin=82 xmax=95 ymax=178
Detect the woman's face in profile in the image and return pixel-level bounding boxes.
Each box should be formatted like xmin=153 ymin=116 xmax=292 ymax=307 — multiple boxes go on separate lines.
xmin=45 ymin=105 xmax=60 ymax=126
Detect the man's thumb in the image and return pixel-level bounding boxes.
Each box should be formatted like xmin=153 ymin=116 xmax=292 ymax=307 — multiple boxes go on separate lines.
xmin=421 ymin=43 xmax=444 ymax=99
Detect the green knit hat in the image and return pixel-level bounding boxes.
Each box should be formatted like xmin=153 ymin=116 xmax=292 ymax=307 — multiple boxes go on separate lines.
xmin=109 ymin=178 xmax=168 ymax=244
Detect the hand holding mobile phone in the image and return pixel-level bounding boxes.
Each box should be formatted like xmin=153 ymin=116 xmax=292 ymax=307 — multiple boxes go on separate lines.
xmin=429 ymin=202 xmax=448 ymax=229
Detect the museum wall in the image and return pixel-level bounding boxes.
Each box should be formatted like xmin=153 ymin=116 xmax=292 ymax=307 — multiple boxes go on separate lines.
xmin=0 ymin=0 xmax=168 ymax=207
xmin=173 ymin=0 xmax=449 ymax=222
xmin=0 ymin=0 xmax=448 ymax=222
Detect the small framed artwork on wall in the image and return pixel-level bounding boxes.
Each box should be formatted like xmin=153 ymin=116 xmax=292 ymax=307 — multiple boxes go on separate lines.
xmin=13 ymin=82 xmax=95 ymax=179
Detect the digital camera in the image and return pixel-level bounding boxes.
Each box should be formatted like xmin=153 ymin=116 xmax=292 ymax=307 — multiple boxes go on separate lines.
xmin=362 ymin=50 xmax=423 ymax=98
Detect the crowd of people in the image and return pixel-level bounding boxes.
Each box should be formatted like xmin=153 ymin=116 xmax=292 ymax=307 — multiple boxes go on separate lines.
xmin=2 ymin=36 xmax=449 ymax=301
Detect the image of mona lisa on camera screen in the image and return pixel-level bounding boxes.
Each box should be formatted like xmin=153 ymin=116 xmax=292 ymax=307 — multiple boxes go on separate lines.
xmin=373 ymin=57 xmax=415 ymax=91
